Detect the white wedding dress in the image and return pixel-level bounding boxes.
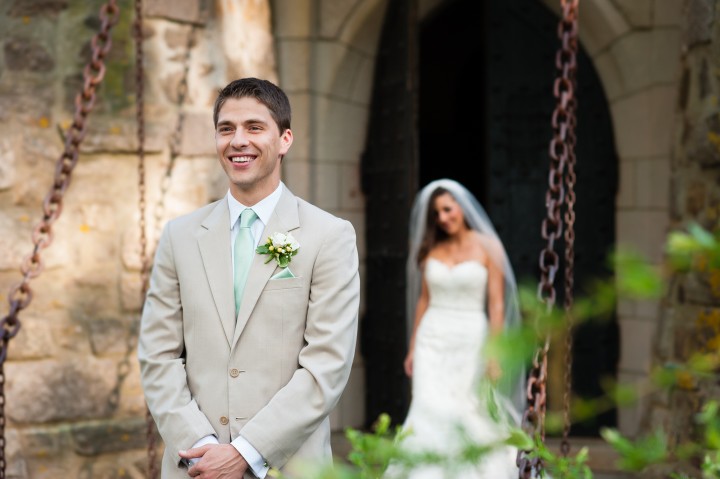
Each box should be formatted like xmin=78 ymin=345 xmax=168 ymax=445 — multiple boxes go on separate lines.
xmin=388 ymin=258 xmax=519 ymax=479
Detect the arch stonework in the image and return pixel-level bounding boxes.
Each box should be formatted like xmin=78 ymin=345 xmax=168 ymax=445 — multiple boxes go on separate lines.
xmin=273 ymin=0 xmax=683 ymax=438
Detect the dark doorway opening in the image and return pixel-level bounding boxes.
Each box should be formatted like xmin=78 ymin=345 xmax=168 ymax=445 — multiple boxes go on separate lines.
xmin=362 ymin=0 xmax=619 ymax=437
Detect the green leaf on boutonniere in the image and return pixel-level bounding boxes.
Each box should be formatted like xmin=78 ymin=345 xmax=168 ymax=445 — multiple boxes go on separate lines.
xmin=256 ymin=232 xmax=300 ymax=268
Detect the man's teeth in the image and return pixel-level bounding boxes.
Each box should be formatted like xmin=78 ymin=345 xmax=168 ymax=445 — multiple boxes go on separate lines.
xmin=232 ymin=157 xmax=250 ymax=163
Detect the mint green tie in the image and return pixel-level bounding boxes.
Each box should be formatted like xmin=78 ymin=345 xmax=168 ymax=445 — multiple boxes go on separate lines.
xmin=234 ymin=208 xmax=257 ymax=314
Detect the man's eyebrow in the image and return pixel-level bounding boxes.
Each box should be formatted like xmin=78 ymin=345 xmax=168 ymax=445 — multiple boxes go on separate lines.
xmin=216 ymin=118 xmax=268 ymax=126
xmin=243 ymin=118 xmax=268 ymax=125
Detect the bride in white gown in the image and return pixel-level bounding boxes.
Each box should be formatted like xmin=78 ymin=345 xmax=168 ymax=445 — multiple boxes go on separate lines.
xmin=388 ymin=179 xmax=526 ymax=479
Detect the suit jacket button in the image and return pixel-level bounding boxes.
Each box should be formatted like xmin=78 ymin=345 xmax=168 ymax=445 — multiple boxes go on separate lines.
xmin=230 ymin=368 xmax=240 ymax=377
xmin=220 ymin=416 xmax=229 ymax=425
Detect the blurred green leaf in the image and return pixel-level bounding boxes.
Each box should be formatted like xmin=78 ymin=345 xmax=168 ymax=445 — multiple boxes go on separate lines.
xmin=611 ymin=248 xmax=663 ymax=299
xmin=601 ymin=427 xmax=667 ymax=471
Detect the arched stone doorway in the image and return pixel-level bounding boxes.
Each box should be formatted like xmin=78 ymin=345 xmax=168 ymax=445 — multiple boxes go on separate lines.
xmin=362 ymin=0 xmax=619 ymax=436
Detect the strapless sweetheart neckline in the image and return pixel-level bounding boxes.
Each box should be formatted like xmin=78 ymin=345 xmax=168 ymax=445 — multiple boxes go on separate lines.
xmin=427 ymin=257 xmax=487 ymax=271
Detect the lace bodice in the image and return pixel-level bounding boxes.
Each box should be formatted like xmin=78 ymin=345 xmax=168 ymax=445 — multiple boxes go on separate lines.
xmin=425 ymin=258 xmax=487 ymax=312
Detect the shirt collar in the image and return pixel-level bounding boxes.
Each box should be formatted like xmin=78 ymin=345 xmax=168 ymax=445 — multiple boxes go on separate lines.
xmin=227 ymin=182 xmax=284 ymax=229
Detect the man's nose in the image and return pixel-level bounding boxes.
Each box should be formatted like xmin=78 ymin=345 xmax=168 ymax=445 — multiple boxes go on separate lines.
xmin=230 ymin=130 xmax=249 ymax=147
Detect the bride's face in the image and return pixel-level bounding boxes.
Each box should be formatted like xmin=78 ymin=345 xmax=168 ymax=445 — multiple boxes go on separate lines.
xmin=433 ymin=193 xmax=466 ymax=236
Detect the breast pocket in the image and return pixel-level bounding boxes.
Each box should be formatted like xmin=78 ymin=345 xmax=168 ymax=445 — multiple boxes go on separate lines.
xmin=263 ymin=276 xmax=305 ymax=291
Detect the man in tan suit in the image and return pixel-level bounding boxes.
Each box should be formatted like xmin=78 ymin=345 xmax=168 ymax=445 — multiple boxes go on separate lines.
xmin=138 ymin=78 xmax=360 ymax=478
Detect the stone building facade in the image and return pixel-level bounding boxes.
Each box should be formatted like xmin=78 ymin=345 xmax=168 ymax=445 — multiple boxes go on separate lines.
xmin=0 ymin=0 xmax=711 ymax=477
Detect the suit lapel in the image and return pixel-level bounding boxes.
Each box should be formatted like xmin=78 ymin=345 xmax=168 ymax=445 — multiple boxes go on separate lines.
xmin=198 ymin=200 xmax=235 ymax=346
xmin=232 ymin=187 xmax=301 ymax=347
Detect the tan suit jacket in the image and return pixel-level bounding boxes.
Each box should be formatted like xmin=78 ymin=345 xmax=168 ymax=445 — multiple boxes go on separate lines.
xmin=138 ymin=187 xmax=360 ymax=478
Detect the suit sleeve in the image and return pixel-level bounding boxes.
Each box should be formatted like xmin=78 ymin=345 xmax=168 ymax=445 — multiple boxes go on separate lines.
xmin=238 ymin=219 xmax=360 ymax=467
xmin=137 ymin=220 xmax=217 ymax=463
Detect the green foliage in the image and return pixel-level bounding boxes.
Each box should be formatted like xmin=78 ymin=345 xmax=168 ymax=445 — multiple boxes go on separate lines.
xmin=345 ymin=413 xmax=402 ymax=477
xmin=283 ymin=223 xmax=720 ymax=478
xmin=533 ymin=440 xmax=593 ymax=479
xmin=666 ymin=222 xmax=720 ymax=271
xmin=600 ymin=428 xmax=668 ymax=471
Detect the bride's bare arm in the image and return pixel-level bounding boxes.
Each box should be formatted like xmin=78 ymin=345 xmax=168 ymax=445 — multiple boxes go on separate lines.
xmin=405 ymin=266 xmax=430 ymax=377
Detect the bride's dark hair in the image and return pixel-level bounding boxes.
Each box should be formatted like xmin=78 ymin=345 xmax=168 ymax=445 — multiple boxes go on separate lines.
xmin=416 ymin=187 xmax=472 ymax=265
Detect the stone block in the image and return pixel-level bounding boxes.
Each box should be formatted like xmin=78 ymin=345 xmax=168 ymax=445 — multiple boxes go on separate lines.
xmin=276 ymin=40 xmax=311 ymax=91
xmin=120 ymin=271 xmax=144 ymax=313
xmin=339 ymin=163 xmax=363 ymax=211
xmin=609 ymin=30 xmax=682 ymax=93
xmin=163 ymin=24 xmax=195 ymax=50
xmin=6 ymin=358 xmax=116 ymax=423
xmin=338 ymin=0 xmax=385 ymax=55
xmin=71 ymin=417 xmax=158 ymax=455
xmin=616 ymin=370 xmax=649 ymax=437
xmin=684 ymin=0 xmax=714 ymax=47
xmin=79 ymin=119 xmax=166 ymax=154
xmin=272 ymin=0 xmax=312 ymax=38
xmin=5 ymin=428 xmax=28 ymax=478
xmin=285 ymin=92 xmax=311 ymax=159
xmin=654 ymin=0 xmax=685 ymax=27
xmin=314 ymin=41 xmax=365 ymax=101
xmin=87 ymin=315 xmax=136 ymax=355
xmin=616 ymin=160 xmax=635 ymax=208
xmin=315 ymin=163 xmax=341 ymax=210
xmin=319 ymin=0 xmax=357 ymax=38
xmin=0 ymin=138 xmax=16 ymax=190
xmin=145 ymin=0 xmax=206 ymax=25
xmin=178 ymin=111 xmax=215 ymax=156
xmin=314 ymin=96 xmax=368 ymax=162
xmin=636 ymin=157 xmax=670 ymax=208
xmin=679 ymin=270 xmax=719 ymax=305
xmin=3 ymin=37 xmax=54 ymax=72
xmin=6 ymin=314 xmax=58 ymax=361
xmin=577 ymin=0 xmax=630 ymax=56
xmin=592 ymin=50 xmax=625 ymax=101
xmin=6 ymin=0 xmax=68 ymax=17
xmin=616 ymin=209 xmax=670 ymax=264
xmin=215 ymin=0 xmax=276 ymax=81
xmin=349 ymin=56 xmax=375 ymax=104
xmin=283 ymin=159 xmax=311 ymax=200
xmin=0 ymin=211 xmax=33 ymax=271
xmin=618 ymin=317 xmax=656 ymax=373
xmin=685 ymin=113 xmax=720 ymax=168
xmin=17 ymin=425 xmax=68 ymax=459
xmin=615 ymin=0 xmax=653 ymax=27
xmin=611 ymin=86 xmax=678 ymax=159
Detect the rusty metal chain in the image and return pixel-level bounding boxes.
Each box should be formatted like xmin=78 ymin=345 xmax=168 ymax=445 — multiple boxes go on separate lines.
xmin=152 ymin=22 xmax=200 ymax=253
xmin=517 ymin=0 xmax=579 ymax=477
xmin=0 ymin=2 xmax=120 ymax=477
xmin=131 ymin=1 xmax=160 ymax=478
xmin=135 ymin=4 xmax=206 ymax=477
xmin=561 ymin=26 xmax=578 ymax=456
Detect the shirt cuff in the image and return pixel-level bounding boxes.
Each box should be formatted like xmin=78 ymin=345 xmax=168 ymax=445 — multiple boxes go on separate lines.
xmin=231 ymin=435 xmax=269 ymax=479
xmin=187 ymin=435 xmax=220 ymax=466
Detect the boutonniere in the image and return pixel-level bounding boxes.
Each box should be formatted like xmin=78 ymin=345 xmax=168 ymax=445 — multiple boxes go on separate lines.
xmin=256 ymin=232 xmax=300 ymax=268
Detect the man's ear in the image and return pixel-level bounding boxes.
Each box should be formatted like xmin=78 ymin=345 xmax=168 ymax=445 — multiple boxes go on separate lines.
xmin=280 ymin=128 xmax=293 ymax=155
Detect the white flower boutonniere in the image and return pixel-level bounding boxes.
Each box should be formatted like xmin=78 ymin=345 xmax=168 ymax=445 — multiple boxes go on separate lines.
xmin=256 ymin=232 xmax=300 ymax=268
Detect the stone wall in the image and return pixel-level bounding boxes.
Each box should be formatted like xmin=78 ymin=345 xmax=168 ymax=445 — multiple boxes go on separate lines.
xmin=639 ymin=0 xmax=720 ymax=476
xmin=0 ymin=1 xmax=277 ymax=477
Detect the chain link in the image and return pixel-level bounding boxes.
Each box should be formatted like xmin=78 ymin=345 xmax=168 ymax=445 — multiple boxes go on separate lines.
xmin=130 ymin=1 xmax=161 ymax=478
xmin=517 ymin=0 xmax=579 ymax=476
xmin=0 ymin=2 xmax=120 ymax=477
xmin=152 ymin=22 xmax=199 ymax=253
xmin=134 ymin=3 xmax=206 ymax=476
